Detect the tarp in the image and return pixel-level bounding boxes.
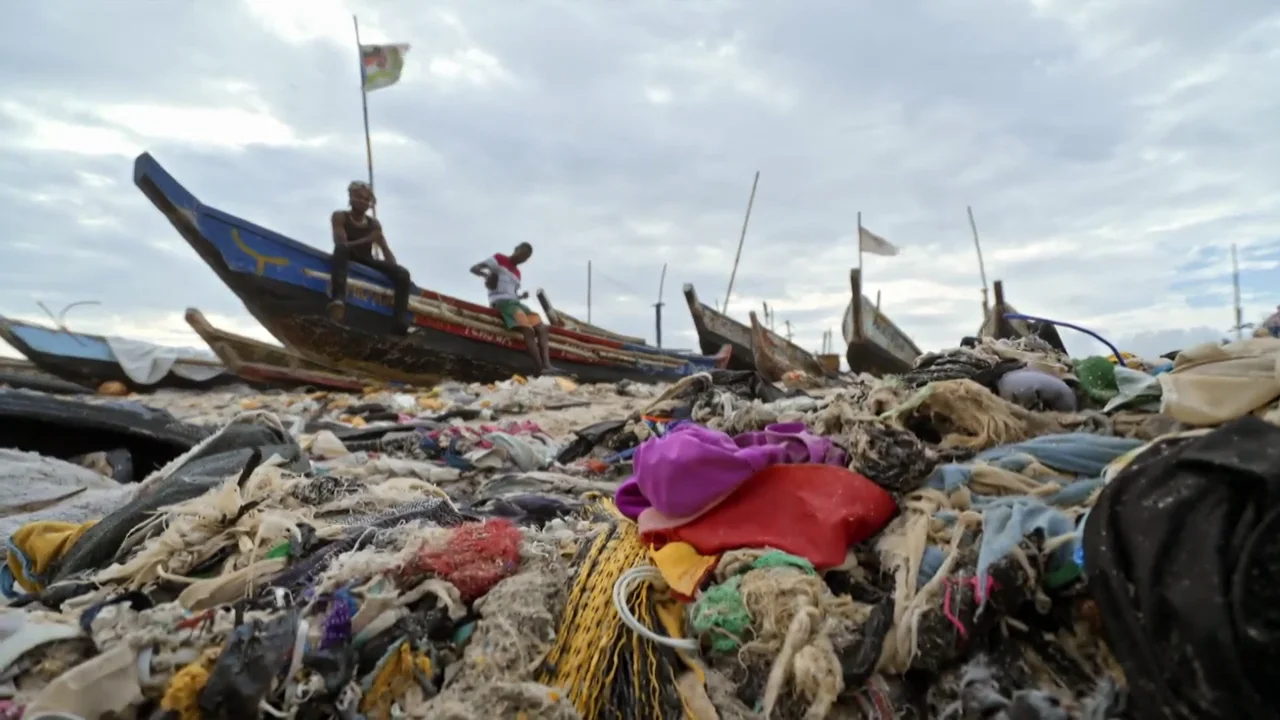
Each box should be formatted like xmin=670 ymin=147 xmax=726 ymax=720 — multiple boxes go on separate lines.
xmin=104 ymin=337 xmax=226 ymax=386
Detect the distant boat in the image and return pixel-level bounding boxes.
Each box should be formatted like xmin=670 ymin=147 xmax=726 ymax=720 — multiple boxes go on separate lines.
xmin=977 ymin=280 xmax=1068 ymax=353
xmin=184 ymin=308 xmax=370 ymax=391
xmin=683 ymin=283 xmax=827 ymax=375
xmin=133 ymin=152 xmax=730 ymax=385
xmin=536 ymin=289 xmax=725 ymax=364
xmin=841 ymin=269 xmax=922 ymax=376
xmin=0 ymin=315 xmax=232 ymax=392
xmin=534 ymin=289 xmax=647 ymax=346
xmin=0 ymin=356 xmax=91 ymax=395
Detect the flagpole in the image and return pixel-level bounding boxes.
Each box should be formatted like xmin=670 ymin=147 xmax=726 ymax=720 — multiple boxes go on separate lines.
xmin=353 ymin=15 xmax=375 ymax=205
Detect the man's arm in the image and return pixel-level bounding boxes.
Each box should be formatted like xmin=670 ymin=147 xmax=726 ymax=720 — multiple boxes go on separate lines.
xmin=330 ymin=211 xmax=349 ymax=246
xmin=469 ymin=259 xmax=494 ymax=277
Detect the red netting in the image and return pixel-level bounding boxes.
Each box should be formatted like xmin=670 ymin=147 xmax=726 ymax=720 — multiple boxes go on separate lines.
xmin=403 ymin=519 xmax=523 ymax=602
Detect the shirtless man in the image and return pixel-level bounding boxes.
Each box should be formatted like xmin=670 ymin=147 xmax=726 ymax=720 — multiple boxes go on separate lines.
xmin=328 ymin=181 xmax=412 ymax=335
xmin=469 ymin=243 xmax=561 ymax=375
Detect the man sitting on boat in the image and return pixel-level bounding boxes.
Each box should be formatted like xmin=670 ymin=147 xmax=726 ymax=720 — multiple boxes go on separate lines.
xmin=470 ymin=243 xmax=561 ymax=375
xmin=327 ymin=181 xmax=412 ymax=335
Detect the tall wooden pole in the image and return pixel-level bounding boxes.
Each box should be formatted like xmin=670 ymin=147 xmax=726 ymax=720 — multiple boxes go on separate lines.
xmin=723 ymin=171 xmax=761 ymax=313
xmin=654 ymin=262 xmax=667 ymax=348
xmin=1232 ymin=244 xmax=1243 ymax=340
xmin=353 ymin=16 xmax=375 ymax=206
xmin=968 ymin=206 xmax=990 ymax=315
xmin=587 ymin=261 xmax=593 ymax=324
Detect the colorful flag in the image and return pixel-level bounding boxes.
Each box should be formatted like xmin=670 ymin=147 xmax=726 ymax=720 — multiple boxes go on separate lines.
xmin=360 ymin=43 xmax=410 ymax=92
xmin=858 ymin=226 xmax=899 ymax=257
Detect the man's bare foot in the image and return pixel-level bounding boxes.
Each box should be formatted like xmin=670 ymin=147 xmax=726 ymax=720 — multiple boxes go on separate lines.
xmin=326 ymin=301 xmax=345 ymax=322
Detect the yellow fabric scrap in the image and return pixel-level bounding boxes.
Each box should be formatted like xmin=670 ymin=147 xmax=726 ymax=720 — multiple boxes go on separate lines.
xmin=361 ymin=639 xmax=433 ymax=720
xmin=160 ymin=649 xmax=220 ymax=720
xmin=6 ymin=520 xmax=97 ymax=593
xmin=649 ymin=542 xmax=718 ymax=599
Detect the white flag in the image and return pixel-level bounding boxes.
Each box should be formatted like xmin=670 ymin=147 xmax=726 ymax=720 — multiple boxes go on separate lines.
xmin=859 ymin=226 xmax=899 ymax=257
xmin=360 ymin=43 xmax=411 ymax=92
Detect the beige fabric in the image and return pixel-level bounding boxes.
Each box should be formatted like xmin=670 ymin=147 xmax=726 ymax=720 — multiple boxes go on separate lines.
xmin=24 ymin=643 xmax=143 ymax=718
xmin=1159 ymin=338 xmax=1280 ymax=426
xmin=177 ymin=557 xmax=287 ymax=612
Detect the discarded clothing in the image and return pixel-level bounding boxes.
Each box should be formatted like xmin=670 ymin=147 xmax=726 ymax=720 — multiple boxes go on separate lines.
xmin=996 ymin=369 xmax=1077 ymax=412
xmin=1073 ymin=356 xmax=1119 ymax=404
xmin=975 ymin=497 xmax=1077 ymax=598
xmin=926 ymin=433 xmax=1142 ymax=503
xmin=1085 ymin=416 xmax=1280 ymax=720
xmin=641 ymin=464 xmax=897 ymax=569
xmin=3 ymin=520 xmax=96 ymax=596
xmin=1158 ymin=337 xmax=1280 ymax=425
xmin=649 ymin=541 xmax=718 ymax=600
xmin=616 ymin=421 xmax=846 ymax=523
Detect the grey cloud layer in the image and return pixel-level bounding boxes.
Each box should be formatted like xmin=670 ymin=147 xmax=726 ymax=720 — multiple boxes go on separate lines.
xmin=1 ymin=0 xmax=1278 ymax=361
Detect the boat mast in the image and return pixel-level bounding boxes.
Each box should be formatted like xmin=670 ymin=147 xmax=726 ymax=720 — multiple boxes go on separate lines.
xmin=1232 ymin=244 xmax=1243 ymax=340
xmin=967 ymin=206 xmax=990 ymax=317
xmin=654 ymin=262 xmax=667 ymax=348
xmin=723 ymin=171 xmax=761 ymax=314
xmin=587 ymin=261 xmax=593 ymax=324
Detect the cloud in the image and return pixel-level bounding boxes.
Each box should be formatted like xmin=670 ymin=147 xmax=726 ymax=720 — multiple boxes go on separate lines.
xmin=2 ymin=0 xmax=1279 ymax=368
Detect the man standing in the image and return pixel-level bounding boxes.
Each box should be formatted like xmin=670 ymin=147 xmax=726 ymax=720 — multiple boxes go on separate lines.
xmin=470 ymin=243 xmax=560 ymax=375
xmin=328 ymin=181 xmax=413 ymax=335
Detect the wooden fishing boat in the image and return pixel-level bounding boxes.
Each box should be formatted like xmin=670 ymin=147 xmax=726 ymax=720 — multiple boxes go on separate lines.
xmin=534 ymin=289 xmax=647 ymax=345
xmin=0 ymin=315 xmax=233 ymax=392
xmin=978 ymin=280 xmax=1068 ymax=353
xmin=536 ymin=289 xmax=710 ymax=360
xmin=841 ymin=269 xmax=922 ymax=376
xmin=134 ymin=153 xmax=730 ymax=385
xmin=185 ymin=308 xmax=370 ymax=391
xmin=0 ymin=356 xmax=92 ymax=395
xmin=683 ymin=284 xmax=826 ymax=374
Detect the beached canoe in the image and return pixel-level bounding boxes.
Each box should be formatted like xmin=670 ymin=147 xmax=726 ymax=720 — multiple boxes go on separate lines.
xmin=978 ymin=280 xmax=1068 ymax=353
xmin=534 ymin=289 xmax=647 ymax=346
xmin=683 ymin=283 xmax=825 ymax=374
xmin=185 ymin=308 xmax=370 ymax=391
xmin=841 ymin=269 xmax=922 ymax=376
xmin=0 ymin=315 xmax=232 ymax=392
xmin=134 ymin=153 xmax=730 ymax=385
xmin=0 ymin=356 xmax=92 ymax=395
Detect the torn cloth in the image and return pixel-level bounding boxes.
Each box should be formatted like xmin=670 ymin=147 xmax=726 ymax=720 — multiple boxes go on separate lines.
xmin=615 ymin=421 xmax=846 ymax=521
xmin=640 ymin=464 xmax=897 ymax=569
xmin=3 ymin=520 xmax=97 ymax=597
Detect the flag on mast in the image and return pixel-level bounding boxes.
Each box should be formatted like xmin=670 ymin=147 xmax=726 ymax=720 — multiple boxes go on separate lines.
xmin=858 ymin=226 xmax=900 ymax=257
xmin=360 ymin=43 xmax=411 ymax=92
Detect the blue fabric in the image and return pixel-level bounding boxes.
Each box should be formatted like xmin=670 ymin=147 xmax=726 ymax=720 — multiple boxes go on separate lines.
xmin=918 ymin=434 xmax=1138 ymax=595
xmin=976 ymin=496 xmax=1076 ymax=592
xmin=926 ymin=433 xmax=1142 ymax=495
xmin=0 ymin=564 xmax=17 ymax=600
xmin=917 ymin=545 xmax=947 ymax=589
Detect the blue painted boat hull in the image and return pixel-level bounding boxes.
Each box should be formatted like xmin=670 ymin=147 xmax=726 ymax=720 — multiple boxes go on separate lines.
xmin=132 ymin=153 xmax=719 ymax=385
xmin=0 ymin=317 xmax=234 ymax=392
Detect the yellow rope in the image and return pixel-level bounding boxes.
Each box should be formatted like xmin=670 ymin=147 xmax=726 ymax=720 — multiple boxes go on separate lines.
xmin=540 ymin=506 xmax=682 ymax=719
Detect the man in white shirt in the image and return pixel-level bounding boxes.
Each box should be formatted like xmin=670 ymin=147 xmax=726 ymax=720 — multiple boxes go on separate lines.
xmin=470 ymin=243 xmax=559 ymax=375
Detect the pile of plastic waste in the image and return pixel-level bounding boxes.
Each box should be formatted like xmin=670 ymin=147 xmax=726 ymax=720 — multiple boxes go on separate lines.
xmin=2 ymin=335 xmax=1280 ymax=719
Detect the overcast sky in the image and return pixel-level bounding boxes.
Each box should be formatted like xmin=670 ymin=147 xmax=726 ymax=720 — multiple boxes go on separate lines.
xmin=2 ymin=0 xmax=1277 ymax=364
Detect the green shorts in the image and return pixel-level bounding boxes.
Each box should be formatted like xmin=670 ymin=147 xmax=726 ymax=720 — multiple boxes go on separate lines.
xmin=493 ymin=300 xmax=542 ymax=330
